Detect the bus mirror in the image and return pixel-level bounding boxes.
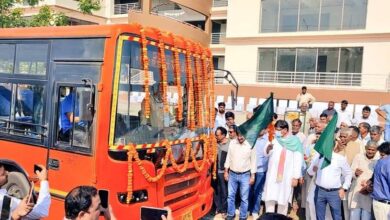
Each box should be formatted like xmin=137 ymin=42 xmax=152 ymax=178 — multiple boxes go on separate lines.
xmin=79 ymin=90 xmax=93 ymax=121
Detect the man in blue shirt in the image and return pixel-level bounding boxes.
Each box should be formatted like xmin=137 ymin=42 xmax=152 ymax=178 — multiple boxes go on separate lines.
xmin=59 ymin=91 xmax=79 ymax=142
xmin=376 ymin=104 xmax=390 ymax=141
xmin=248 ymin=129 xmax=269 ymax=219
xmin=371 ymin=142 xmax=390 ymax=220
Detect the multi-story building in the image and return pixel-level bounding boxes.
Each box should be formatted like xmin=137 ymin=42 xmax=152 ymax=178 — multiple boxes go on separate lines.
xmin=211 ymin=0 xmax=390 ymax=117
xmin=16 ymin=0 xmax=390 ymax=118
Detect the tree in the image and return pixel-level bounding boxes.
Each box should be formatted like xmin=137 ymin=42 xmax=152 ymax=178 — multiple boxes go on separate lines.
xmin=30 ymin=6 xmax=68 ymax=27
xmin=0 ymin=0 xmax=101 ymax=28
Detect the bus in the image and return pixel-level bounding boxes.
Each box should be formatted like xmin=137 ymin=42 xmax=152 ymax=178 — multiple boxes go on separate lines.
xmin=0 ymin=24 xmax=217 ymax=219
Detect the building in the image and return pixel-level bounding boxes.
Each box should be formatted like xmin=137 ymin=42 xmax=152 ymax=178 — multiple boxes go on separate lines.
xmin=210 ymin=0 xmax=390 ymax=119
xmin=17 ymin=0 xmax=211 ymax=46
xmin=15 ymin=0 xmax=390 ymax=120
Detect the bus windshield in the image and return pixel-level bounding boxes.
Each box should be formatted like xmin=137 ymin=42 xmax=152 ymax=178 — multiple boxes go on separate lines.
xmin=113 ymin=37 xmax=207 ymax=145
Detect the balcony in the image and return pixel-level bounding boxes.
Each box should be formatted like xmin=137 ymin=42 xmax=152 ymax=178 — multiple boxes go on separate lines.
xmin=210 ymin=32 xmax=226 ymax=44
xmin=114 ymin=2 xmax=141 ymax=15
xmin=212 ymin=0 xmax=228 ymax=7
xmin=256 ymin=71 xmax=390 ymax=91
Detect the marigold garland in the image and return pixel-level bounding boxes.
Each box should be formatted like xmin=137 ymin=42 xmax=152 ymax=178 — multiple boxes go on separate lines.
xmin=193 ymin=45 xmax=204 ymax=128
xmin=185 ymin=42 xmax=195 ymax=130
xmin=171 ymin=36 xmax=183 ymax=122
xmin=140 ymin=28 xmax=151 ymax=118
xmin=169 ymin=138 xmax=191 ymax=173
xmin=191 ymin=135 xmax=208 ymax=171
xmin=201 ymin=51 xmax=210 ymax=128
xmin=209 ymin=133 xmax=218 ymax=180
xmin=155 ymin=28 xmax=169 ymax=114
xmin=208 ymin=53 xmax=216 ymax=129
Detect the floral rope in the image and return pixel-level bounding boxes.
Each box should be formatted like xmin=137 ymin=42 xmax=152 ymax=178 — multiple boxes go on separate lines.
xmin=201 ymin=51 xmax=210 ymax=128
xmin=169 ymin=138 xmax=192 ymax=173
xmin=193 ymin=45 xmax=204 ymax=128
xmin=208 ymin=52 xmax=216 ymax=129
xmin=140 ymin=28 xmax=151 ymax=118
xmin=185 ymin=42 xmax=195 ymax=130
xmin=171 ymin=34 xmax=183 ymax=122
xmin=155 ymin=29 xmax=169 ymax=113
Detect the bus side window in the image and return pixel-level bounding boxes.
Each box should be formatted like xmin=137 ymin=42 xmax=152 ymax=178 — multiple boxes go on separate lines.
xmin=57 ymin=86 xmax=92 ymax=150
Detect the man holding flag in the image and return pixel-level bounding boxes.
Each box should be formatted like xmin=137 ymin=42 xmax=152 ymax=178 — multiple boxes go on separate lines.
xmin=262 ymin=120 xmax=304 ymax=215
xmin=307 ymin=113 xmax=353 ymax=220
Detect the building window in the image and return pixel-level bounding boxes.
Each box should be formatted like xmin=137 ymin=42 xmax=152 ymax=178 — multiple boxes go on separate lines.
xmin=260 ymin=0 xmax=367 ymax=32
xmin=257 ymin=47 xmax=363 ymax=86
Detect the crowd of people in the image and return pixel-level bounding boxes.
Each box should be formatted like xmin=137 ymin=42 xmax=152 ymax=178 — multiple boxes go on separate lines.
xmin=213 ymin=86 xmax=390 ymax=220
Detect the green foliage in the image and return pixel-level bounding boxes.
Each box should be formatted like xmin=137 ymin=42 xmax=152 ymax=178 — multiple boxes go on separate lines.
xmin=0 ymin=0 xmax=100 ymax=28
xmin=0 ymin=0 xmax=27 ymax=27
xmin=78 ymin=0 xmax=101 ymax=14
xmin=29 ymin=5 xmax=69 ymax=27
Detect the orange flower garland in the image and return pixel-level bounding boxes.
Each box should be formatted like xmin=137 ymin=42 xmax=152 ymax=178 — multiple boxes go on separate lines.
xmin=126 ymin=145 xmax=135 ymax=204
xmin=169 ymin=138 xmax=192 ymax=173
xmin=209 ymin=133 xmax=218 ymax=180
xmin=171 ymin=34 xmax=183 ymax=122
xmin=155 ymin=28 xmax=169 ymax=114
xmin=193 ymin=45 xmax=204 ymax=128
xmin=201 ymin=51 xmax=210 ymax=128
xmin=208 ymin=53 xmax=216 ymax=129
xmin=185 ymin=42 xmax=195 ymax=130
xmin=140 ymin=28 xmax=151 ymax=119
xmin=191 ymin=135 xmax=209 ymax=171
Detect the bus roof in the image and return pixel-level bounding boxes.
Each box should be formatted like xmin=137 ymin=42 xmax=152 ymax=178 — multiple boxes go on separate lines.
xmin=0 ymin=24 xmax=140 ymax=39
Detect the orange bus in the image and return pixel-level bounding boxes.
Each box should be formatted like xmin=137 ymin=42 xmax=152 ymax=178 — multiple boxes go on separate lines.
xmin=0 ymin=24 xmax=217 ymax=219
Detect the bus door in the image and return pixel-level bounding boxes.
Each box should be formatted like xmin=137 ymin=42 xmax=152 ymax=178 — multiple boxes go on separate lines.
xmin=47 ymin=62 xmax=100 ymax=199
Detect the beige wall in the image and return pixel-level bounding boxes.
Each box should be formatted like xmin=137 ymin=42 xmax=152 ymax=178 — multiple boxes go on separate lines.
xmin=366 ymin=0 xmax=390 ymax=32
xmin=226 ymin=0 xmax=260 ymax=38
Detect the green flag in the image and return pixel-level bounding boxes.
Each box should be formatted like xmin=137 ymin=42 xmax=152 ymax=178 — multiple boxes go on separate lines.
xmin=314 ymin=113 xmax=338 ymax=169
xmin=239 ymin=93 xmax=274 ymax=147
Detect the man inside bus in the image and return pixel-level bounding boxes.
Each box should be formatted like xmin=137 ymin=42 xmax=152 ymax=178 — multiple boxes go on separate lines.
xmin=59 ymin=88 xmax=81 ymax=142
xmin=64 ymin=186 xmax=116 ymax=220
xmin=0 ymin=163 xmax=51 ymax=219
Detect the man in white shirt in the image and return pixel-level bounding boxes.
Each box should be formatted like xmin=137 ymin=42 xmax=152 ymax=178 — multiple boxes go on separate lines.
xmin=337 ymin=100 xmax=352 ymax=128
xmin=370 ymin=125 xmax=385 ymax=146
xmin=296 ymin=86 xmax=316 ymax=108
xmin=215 ymin=102 xmax=226 ymax=128
xmin=354 ymin=106 xmax=379 ymax=126
xmin=224 ymin=127 xmax=256 ymax=220
xmin=291 ymin=119 xmax=306 ymax=145
xmin=307 ymin=148 xmax=352 ymax=220
xmin=359 ymin=122 xmax=371 ymax=147
xmin=262 ymin=120 xmax=303 ymax=216
xmin=0 ymin=163 xmax=50 ymax=220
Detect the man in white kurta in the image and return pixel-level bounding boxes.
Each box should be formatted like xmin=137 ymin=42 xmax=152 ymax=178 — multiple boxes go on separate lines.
xmin=263 ymin=120 xmax=303 ymax=215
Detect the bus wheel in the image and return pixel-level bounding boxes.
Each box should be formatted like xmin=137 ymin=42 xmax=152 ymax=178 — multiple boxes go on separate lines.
xmin=2 ymin=172 xmax=30 ymax=199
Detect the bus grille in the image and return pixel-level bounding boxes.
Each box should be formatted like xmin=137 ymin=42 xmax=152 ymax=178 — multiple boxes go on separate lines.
xmin=163 ymin=168 xmax=200 ymax=208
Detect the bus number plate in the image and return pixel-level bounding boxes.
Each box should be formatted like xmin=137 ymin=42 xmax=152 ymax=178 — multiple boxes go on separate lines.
xmin=182 ymin=211 xmax=193 ymax=220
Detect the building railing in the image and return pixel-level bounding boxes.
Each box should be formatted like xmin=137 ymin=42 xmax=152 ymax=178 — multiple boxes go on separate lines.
xmin=210 ymin=33 xmax=226 ymax=44
xmin=212 ymin=0 xmax=228 ymax=7
xmin=256 ymin=71 xmax=390 ymax=91
xmin=114 ymin=2 xmax=141 ymax=15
